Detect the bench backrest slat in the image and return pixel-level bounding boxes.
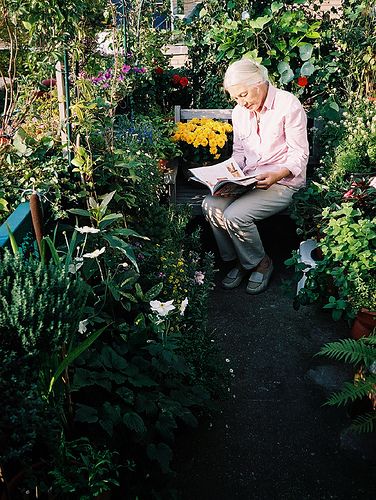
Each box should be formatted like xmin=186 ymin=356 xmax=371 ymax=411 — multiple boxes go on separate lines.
xmin=174 ymin=105 xmax=232 ymax=122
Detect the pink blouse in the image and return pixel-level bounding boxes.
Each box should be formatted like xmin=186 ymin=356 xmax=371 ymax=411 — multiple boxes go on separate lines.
xmin=231 ymin=83 xmax=309 ymax=189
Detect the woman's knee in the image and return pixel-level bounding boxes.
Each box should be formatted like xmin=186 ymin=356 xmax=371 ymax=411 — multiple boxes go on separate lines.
xmin=223 ymin=205 xmax=255 ymax=228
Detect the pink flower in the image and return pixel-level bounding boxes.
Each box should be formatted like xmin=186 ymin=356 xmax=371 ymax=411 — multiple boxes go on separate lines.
xmin=194 ymin=271 xmax=205 ymax=285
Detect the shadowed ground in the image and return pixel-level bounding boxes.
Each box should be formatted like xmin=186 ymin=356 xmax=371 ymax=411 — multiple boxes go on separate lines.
xmin=173 ymin=215 xmax=376 ymax=500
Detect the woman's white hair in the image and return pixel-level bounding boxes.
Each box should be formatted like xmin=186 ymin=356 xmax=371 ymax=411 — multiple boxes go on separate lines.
xmin=223 ymin=59 xmax=269 ymax=90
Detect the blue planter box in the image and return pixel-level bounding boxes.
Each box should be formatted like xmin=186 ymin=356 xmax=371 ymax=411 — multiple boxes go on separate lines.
xmin=0 ymin=202 xmax=32 ymax=249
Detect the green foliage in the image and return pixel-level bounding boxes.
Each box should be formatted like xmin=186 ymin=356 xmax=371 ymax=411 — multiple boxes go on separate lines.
xmin=49 ymin=437 xmax=120 ymax=499
xmin=0 ymin=129 xmax=77 ymax=220
xmin=182 ymin=0 xmax=339 ymax=110
xmin=318 ymin=333 xmax=376 ymax=432
xmin=318 ymin=337 xmax=376 ymax=366
xmin=287 ymin=202 xmax=376 ymax=321
xmin=70 ymin=334 xmax=210 ymax=489
xmin=0 ymin=250 xmax=89 ymax=355
xmin=348 ymin=275 xmax=376 ymax=313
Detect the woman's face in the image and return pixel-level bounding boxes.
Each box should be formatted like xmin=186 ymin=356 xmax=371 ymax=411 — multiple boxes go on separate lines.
xmin=227 ymin=81 xmax=268 ymax=113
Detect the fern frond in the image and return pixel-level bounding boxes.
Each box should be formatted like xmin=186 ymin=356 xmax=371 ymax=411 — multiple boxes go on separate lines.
xmin=318 ymin=338 xmax=376 ymax=366
xmin=326 ymin=377 xmax=376 ymax=407
xmin=351 ymin=412 xmax=376 ymax=434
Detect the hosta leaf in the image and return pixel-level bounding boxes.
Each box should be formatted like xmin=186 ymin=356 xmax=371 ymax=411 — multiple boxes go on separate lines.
xmin=128 ymin=373 xmax=158 ymax=387
xmin=123 ymin=411 xmax=146 ymax=434
xmin=156 ymin=412 xmax=177 ymax=441
xmin=135 ymin=394 xmax=158 ymax=415
xmin=147 ymin=443 xmax=173 ymax=473
xmin=116 ymin=387 xmax=134 ymax=405
xmin=179 ymin=408 xmax=198 ymax=428
xmin=75 ymin=403 xmax=98 ymax=423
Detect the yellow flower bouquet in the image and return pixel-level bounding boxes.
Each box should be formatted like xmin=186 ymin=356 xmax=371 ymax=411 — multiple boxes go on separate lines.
xmin=172 ymin=117 xmax=233 ymax=165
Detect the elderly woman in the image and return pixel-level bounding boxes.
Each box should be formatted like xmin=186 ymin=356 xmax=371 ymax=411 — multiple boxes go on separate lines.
xmin=202 ymin=59 xmax=309 ymax=294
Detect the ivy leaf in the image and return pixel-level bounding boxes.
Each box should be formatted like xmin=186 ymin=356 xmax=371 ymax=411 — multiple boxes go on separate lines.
xmin=280 ymin=69 xmax=295 ymax=84
xmin=277 ymin=61 xmax=290 ymax=74
xmin=249 ymin=16 xmax=271 ymax=30
xmin=299 ymin=43 xmax=313 ymax=61
xmin=147 ymin=443 xmax=173 ymax=473
xmin=271 ymin=2 xmax=283 ymax=13
xmin=300 ymin=61 xmax=315 ymax=76
xmin=123 ymin=411 xmax=146 ymax=434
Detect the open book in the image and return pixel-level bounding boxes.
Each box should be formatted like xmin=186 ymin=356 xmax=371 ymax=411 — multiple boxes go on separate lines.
xmin=189 ymin=158 xmax=257 ymax=196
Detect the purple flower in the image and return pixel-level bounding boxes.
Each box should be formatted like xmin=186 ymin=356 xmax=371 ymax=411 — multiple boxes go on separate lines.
xmin=122 ymin=64 xmax=131 ymax=74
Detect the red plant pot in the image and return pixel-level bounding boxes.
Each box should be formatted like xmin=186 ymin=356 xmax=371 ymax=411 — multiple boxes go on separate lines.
xmin=351 ymin=308 xmax=376 ymax=340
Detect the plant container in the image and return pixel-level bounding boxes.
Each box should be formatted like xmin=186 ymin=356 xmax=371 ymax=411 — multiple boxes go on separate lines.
xmin=351 ymin=308 xmax=376 ymax=340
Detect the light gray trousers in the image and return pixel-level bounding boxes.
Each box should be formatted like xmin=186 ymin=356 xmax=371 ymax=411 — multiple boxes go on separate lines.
xmin=202 ymin=184 xmax=298 ymax=270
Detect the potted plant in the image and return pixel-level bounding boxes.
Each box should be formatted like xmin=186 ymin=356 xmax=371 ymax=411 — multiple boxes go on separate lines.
xmin=349 ymin=275 xmax=376 ymax=339
xmin=171 ymin=117 xmax=233 ymax=179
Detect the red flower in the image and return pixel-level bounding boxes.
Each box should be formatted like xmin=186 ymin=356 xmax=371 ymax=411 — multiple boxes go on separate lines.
xmin=172 ymin=74 xmax=181 ymax=86
xmin=343 ymin=189 xmax=355 ymax=199
xmin=179 ymin=76 xmax=189 ymax=88
xmin=155 ymin=67 xmax=164 ymax=75
xmin=297 ymin=76 xmax=308 ymax=87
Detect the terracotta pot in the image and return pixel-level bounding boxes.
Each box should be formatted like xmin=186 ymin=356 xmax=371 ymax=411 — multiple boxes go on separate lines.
xmin=351 ymin=308 xmax=376 ymax=340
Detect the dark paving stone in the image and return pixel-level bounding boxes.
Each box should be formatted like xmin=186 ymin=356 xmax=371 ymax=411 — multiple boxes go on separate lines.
xmin=306 ymin=365 xmax=354 ymax=396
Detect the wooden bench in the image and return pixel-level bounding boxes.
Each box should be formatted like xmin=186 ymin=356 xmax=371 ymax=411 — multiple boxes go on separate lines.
xmin=170 ymin=105 xmax=320 ymax=214
xmin=172 ymin=105 xmax=232 ymax=214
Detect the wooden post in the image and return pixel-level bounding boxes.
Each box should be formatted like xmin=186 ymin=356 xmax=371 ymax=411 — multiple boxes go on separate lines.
xmin=55 ymin=60 xmax=67 ymax=147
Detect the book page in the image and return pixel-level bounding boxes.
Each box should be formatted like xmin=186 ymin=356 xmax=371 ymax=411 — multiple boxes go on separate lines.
xmin=189 ymin=159 xmax=245 ymax=188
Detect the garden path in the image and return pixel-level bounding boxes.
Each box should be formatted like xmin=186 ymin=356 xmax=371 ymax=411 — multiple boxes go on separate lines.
xmin=173 ymin=216 xmax=376 ymax=500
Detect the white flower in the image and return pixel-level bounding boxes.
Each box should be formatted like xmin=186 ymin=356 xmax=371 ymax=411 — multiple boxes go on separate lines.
xmin=75 ymin=225 xmax=100 ymax=234
xmin=68 ymin=257 xmax=84 ymax=274
xmin=225 ymin=358 xmax=230 ymax=363
xmin=180 ymin=297 xmax=188 ymax=316
xmin=78 ymin=319 xmax=89 ymax=334
xmin=150 ymin=299 xmax=175 ymax=317
xmin=83 ymin=247 xmax=106 ymax=258
xmin=194 ymin=270 xmax=205 ymax=285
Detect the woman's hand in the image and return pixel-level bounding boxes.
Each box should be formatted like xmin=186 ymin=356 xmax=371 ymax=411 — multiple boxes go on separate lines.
xmin=255 ymin=168 xmax=291 ymax=189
